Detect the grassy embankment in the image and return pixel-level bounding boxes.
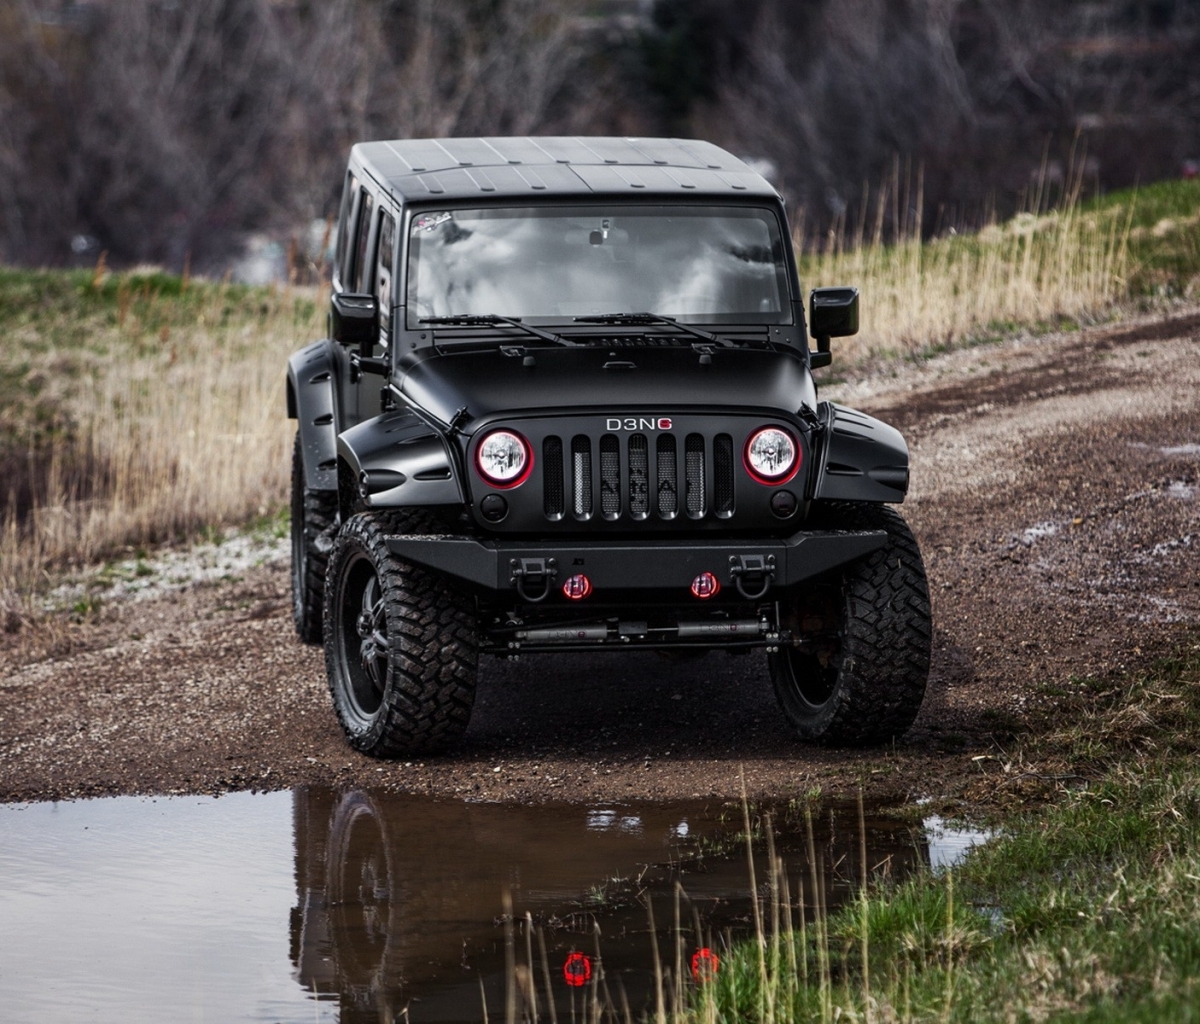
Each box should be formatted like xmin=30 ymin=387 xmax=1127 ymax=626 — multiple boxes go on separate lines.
xmin=1 ymin=179 xmax=1199 ymax=604
xmin=0 ymin=269 xmax=323 ymax=604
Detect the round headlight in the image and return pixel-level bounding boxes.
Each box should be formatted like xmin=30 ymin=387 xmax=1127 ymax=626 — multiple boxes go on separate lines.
xmin=744 ymin=427 xmax=799 ymax=484
xmin=475 ymin=430 xmax=532 ymax=488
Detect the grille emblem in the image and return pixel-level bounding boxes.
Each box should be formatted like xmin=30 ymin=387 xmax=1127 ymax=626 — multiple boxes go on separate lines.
xmin=605 ymin=417 xmax=672 ymax=431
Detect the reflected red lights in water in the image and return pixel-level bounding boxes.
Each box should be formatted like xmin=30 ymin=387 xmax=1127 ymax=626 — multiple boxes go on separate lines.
xmin=563 ymin=951 xmax=592 ymax=987
xmin=691 ymin=947 xmax=719 ymax=983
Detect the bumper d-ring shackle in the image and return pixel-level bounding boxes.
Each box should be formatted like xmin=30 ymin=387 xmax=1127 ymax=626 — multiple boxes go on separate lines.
xmin=729 ymin=553 xmax=776 ymax=601
xmin=510 ymin=557 xmax=558 ymax=603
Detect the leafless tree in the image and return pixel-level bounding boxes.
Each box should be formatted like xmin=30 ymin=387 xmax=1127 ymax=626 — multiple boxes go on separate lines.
xmin=693 ymin=0 xmax=1200 ymax=238
xmin=4 ymin=0 xmax=1198 ymax=265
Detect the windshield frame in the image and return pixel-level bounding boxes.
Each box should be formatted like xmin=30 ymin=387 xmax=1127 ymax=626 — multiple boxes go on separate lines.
xmin=401 ymin=199 xmax=797 ymax=332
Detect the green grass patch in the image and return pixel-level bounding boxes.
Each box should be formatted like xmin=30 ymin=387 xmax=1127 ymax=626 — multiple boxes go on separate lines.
xmin=1081 ymin=178 xmax=1200 ymax=299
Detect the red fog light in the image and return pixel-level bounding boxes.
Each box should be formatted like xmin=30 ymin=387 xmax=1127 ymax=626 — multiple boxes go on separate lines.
xmin=563 ymin=574 xmax=593 ymax=600
xmin=563 ymin=952 xmax=592 ymax=987
xmin=690 ymin=572 xmax=720 ymax=599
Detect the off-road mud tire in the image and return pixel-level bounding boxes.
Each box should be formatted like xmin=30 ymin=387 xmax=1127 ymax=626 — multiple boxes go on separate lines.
xmin=768 ymin=502 xmax=931 ymax=746
xmin=292 ymin=432 xmax=339 ymax=644
xmin=324 ymin=511 xmax=478 ymax=757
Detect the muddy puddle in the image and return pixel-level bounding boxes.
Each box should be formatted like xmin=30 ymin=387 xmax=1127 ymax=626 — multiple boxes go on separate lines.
xmin=0 ymin=788 xmax=981 ymax=1023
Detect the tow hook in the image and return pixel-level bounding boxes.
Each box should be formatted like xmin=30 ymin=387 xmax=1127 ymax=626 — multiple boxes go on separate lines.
xmin=729 ymin=553 xmax=776 ymax=600
xmin=510 ymin=557 xmax=558 ymax=603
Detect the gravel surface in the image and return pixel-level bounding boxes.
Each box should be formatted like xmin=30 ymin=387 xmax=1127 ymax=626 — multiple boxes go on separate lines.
xmin=3 ymin=310 xmax=1199 ymax=807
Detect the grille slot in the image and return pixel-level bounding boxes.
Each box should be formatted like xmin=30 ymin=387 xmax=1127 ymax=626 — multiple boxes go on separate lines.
xmin=713 ymin=433 xmax=735 ymax=515
xmin=571 ymin=435 xmax=592 ymax=518
xmin=628 ymin=434 xmax=649 ymax=519
xmin=656 ymin=434 xmax=678 ymax=518
xmin=685 ymin=433 xmax=706 ymax=518
xmin=599 ymin=434 xmax=621 ymax=519
xmin=543 ymin=436 xmax=564 ymax=518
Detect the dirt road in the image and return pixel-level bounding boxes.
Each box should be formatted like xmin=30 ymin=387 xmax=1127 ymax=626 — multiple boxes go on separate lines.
xmin=3 ymin=310 xmax=1199 ymax=807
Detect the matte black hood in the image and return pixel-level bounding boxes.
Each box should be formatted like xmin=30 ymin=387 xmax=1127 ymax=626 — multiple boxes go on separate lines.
xmin=396 ymin=346 xmax=817 ymax=431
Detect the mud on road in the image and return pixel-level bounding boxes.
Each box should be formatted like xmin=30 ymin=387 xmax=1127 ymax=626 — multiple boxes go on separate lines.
xmin=3 ymin=310 xmax=1199 ymax=807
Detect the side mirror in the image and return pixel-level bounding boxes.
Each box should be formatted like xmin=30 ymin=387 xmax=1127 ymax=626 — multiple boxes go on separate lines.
xmin=330 ymin=292 xmax=379 ymax=351
xmin=808 ymin=286 xmax=859 ymax=368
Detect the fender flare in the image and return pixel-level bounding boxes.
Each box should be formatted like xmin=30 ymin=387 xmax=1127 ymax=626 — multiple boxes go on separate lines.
xmin=811 ymin=401 xmax=910 ymax=503
xmin=287 ymin=339 xmax=339 ymax=492
xmin=336 ymin=410 xmax=465 ymax=512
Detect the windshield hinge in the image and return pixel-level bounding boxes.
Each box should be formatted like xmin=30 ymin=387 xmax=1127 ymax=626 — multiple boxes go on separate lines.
xmin=448 ymin=406 xmax=471 ymax=436
xmin=798 ymin=402 xmax=823 ymax=436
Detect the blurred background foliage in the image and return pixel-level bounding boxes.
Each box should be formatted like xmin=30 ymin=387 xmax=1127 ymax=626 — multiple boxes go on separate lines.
xmin=1 ymin=0 xmax=1197 ymax=270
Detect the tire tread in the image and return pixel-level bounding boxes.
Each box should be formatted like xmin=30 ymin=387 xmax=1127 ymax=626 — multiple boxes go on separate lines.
xmin=770 ymin=502 xmax=931 ymax=746
xmin=324 ymin=511 xmax=478 ymax=756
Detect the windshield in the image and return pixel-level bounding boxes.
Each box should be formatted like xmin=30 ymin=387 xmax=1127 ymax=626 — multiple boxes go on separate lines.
xmin=406 ymin=205 xmax=791 ymax=328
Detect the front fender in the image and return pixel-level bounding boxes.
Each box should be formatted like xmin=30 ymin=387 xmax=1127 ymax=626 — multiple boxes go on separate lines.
xmin=336 ymin=411 xmax=465 ymax=509
xmin=287 ymin=340 xmax=339 ymax=492
xmin=811 ymin=402 xmax=910 ymax=503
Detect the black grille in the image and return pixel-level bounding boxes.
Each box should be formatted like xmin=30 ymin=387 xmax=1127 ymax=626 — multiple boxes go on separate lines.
xmin=571 ymin=435 xmax=592 ymax=517
xmin=543 ymin=436 xmax=564 ymax=518
xmin=684 ymin=433 xmax=706 ymax=518
xmin=539 ymin=429 xmax=742 ymax=523
xmin=713 ymin=434 xmax=735 ymax=515
xmin=599 ymin=434 xmax=621 ymax=519
xmin=628 ymin=434 xmax=649 ymax=518
xmin=657 ymin=434 xmax=677 ymax=518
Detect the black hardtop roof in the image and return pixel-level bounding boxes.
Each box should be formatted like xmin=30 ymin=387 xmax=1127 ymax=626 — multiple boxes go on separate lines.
xmin=351 ymin=137 xmax=780 ymax=205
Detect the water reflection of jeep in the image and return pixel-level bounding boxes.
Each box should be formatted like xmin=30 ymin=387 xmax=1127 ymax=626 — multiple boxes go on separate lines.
xmin=289 ymin=786 xmax=927 ymax=1023
xmin=286 ymin=137 xmax=931 ymax=757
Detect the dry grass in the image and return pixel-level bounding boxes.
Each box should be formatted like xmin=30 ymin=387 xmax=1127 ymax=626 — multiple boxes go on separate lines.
xmin=0 ymin=267 xmax=323 ymax=602
xmin=796 ymin=177 xmax=1134 ymax=362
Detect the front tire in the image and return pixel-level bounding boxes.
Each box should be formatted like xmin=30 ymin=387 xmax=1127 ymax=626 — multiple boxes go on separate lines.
xmin=768 ymin=503 xmax=931 ymax=745
xmin=324 ymin=512 xmax=478 ymax=756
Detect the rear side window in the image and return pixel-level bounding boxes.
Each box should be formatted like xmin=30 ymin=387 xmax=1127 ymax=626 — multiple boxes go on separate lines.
xmin=354 ymin=191 xmax=375 ymax=293
xmin=333 ymin=172 xmax=358 ymax=287
xmin=376 ymin=210 xmax=396 ymax=344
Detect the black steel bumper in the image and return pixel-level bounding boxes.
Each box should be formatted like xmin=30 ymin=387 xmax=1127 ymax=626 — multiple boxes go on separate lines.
xmin=386 ymin=529 xmax=886 ymax=600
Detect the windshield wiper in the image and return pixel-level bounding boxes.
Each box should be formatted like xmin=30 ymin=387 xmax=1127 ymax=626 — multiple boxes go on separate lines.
xmin=419 ymin=314 xmax=577 ymax=347
xmin=572 ymin=312 xmax=738 ymax=347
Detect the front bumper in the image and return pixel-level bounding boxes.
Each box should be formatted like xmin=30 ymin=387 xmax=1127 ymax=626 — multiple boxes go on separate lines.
xmin=386 ymin=528 xmax=886 ymax=600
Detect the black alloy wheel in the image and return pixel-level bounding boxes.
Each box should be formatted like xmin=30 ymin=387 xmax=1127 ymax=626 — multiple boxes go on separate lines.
xmin=324 ymin=512 xmax=478 ymax=756
xmin=768 ymin=502 xmax=931 ymax=746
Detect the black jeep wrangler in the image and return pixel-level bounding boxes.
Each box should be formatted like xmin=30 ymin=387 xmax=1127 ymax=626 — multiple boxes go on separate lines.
xmin=287 ymin=137 xmax=930 ymax=757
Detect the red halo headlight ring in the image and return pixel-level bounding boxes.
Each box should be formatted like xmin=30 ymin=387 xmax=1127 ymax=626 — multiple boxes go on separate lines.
xmin=743 ymin=426 xmax=801 ymax=486
xmin=474 ymin=429 xmax=533 ymax=489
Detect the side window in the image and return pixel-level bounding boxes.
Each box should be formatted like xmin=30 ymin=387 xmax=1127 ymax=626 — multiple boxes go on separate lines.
xmin=376 ymin=210 xmax=396 ymax=345
xmin=354 ymin=191 xmax=375 ymax=293
xmin=333 ymin=172 xmax=358 ymax=287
